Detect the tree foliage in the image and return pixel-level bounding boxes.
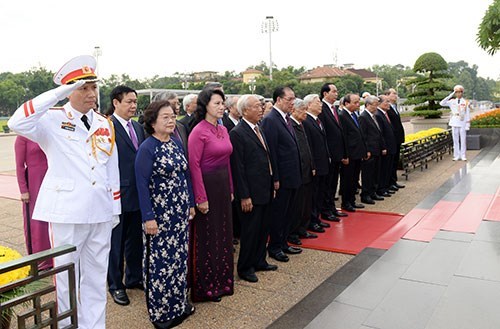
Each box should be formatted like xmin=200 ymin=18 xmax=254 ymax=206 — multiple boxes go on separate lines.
xmin=405 ymin=52 xmax=450 ymax=118
xmin=477 ymin=0 xmax=500 ymax=55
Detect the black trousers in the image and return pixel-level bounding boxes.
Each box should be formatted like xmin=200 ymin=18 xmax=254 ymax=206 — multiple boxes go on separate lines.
xmin=341 ymin=159 xmax=361 ymax=207
xmin=237 ymin=201 xmax=272 ymax=275
xmin=322 ymin=161 xmax=341 ymax=214
xmin=311 ymin=174 xmax=329 ymax=225
xmin=290 ymin=181 xmax=313 ymax=237
xmin=391 ymin=145 xmax=401 ymax=185
xmin=378 ymin=154 xmax=394 ymax=194
xmin=361 ymin=155 xmax=380 ymax=198
xmin=107 ymin=210 xmax=143 ymax=291
xmin=268 ymin=187 xmax=296 ymax=255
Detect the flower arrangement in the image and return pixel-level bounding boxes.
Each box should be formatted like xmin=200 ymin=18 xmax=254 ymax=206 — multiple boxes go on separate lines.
xmin=470 ymin=108 xmax=500 ymax=128
xmin=404 ymin=128 xmax=447 ymax=143
xmin=0 ymin=246 xmax=31 ymax=327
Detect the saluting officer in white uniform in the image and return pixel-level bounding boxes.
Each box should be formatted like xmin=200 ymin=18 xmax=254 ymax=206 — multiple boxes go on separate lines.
xmin=8 ymin=55 xmax=121 ymax=329
xmin=440 ymin=84 xmax=471 ymax=161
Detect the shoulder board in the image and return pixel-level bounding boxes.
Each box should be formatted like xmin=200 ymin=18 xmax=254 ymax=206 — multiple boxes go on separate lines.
xmin=49 ymin=106 xmax=65 ymax=111
xmin=94 ymin=110 xmax=108 ymax=118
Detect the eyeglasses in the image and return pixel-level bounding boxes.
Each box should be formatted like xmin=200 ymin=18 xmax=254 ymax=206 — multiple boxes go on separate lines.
xmin=282 ymin=97 xmax=295 ymax=102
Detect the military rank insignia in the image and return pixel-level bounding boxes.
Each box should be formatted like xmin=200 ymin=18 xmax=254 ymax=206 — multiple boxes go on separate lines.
xmin=61 ymin=121 xmax=76 ymax=132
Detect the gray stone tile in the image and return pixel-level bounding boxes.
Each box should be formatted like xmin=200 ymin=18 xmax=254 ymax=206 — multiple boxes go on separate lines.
xmin=434 ymin=230 xmax=474 ymax=242
xmin=336 ymin=260 xmax=408 ymax=310
xmin=475 ymin=221 xmax=500 ymax=243
xmin=364 ymin=280 xmax=445 ymax=329
xmin=304 ymin=302 xmax=371 ymax=329
xmin=456 ymin=240 xmax=500 ymax=282
xmin=379 ymin=239 xmax=427 ymax=265
xmin=441 ymin=192 xmax=468 ymax=202
xmin=426 ymin=276 xmax=500 ymax=329
xmin=401 ymin=238 xmax=469 ymax=286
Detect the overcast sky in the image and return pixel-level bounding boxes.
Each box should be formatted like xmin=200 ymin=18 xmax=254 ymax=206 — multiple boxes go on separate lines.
xmin=1 ymin=0 xmax=498 ymax=82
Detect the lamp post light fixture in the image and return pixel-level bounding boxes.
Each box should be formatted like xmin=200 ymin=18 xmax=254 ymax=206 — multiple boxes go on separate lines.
xmin=261 ymin=16 xmax=278 ymax=81
xmin=93 ymin=46 xmax=102 ymax=112
xmin=248 ymin=78 xmax=256 ymax=94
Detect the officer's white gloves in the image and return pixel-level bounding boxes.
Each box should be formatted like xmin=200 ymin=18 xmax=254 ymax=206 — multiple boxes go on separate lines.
xmin=112 ymin=215 xmax=120 ymax=229
xmin=54 ymin=80 xmax=86 ymax=101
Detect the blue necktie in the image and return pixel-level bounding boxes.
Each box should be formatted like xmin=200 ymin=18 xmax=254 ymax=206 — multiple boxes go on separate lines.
xmin=351 ymin=112 xmax=359 ymax=128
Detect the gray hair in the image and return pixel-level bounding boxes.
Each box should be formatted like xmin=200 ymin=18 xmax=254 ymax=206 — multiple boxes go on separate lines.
xmin=225 ymin=96 xmax=239 ymax=109
xmin=303 ymin=94 xmax=319 ymax=107
xmin=236 ymin=94 xmax=257 ymax=117
xmin=293 ymin=98 xmax=305 ymax=109
xmin=453 ymin=84 xmax=464 ymax=92
xmin=365 ymin=95 xmax=379 ymax=105
xmin=153 ymin=91 xmax=178 ymax=102
xmin=182 ymin=93 xmax=197 ymax=109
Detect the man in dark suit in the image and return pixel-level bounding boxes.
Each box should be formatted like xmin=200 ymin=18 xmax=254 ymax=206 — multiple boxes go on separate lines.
xmin=375 ymin=95 xmax=398 ymax=197
xmin=222 ymin=96 xmax=240 ymax=132
xmin=302 ymin=94 xmax=333 ymax=235
xmin=230 ymin=94 xmax=277 ymax=283
xmin=359 ymin=96 xmax=386 ymax=204
xmin=107 ymin=86 xmax=146 ymax=305
xmin=178 ymin=93 xmax=197 ymax=133
xmin=339 ymin=94 xmax=370 ymax=212
xmin=261 ymin=86 xmax=302 ymax=262
xmin=318 ymin=83 xmax=348 ymax=219
xmin=385 ymin=88 xmax=405 ymax=190
xmin=288 ymin=99 xmax=315 ymax=245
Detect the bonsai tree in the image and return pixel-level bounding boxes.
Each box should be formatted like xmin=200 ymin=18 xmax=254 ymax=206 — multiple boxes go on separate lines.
xmin=405 ymin=52 xmax=450 ymax=118
xmin=477 ymin=0 xmax=500 ymax=55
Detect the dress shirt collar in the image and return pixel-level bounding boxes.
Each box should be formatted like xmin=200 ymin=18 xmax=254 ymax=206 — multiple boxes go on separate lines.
xmin=113 ymin=113 xmax=132 ymax=132
xmin=290 ymin=116 xmax=300 ymax=125
xmin=274 ymin=106 xmax=288 ymax=121
xmin=306 ymin=112 xmax=318 ymax=120
xmin=242 ymin=118 xmax=257 ymax=130
xmin=228 ymin=114 xmax=239 ymax=126
xmin=69 ymin=104 xmax=94 ymax=125
xmin=322 ymin=100 xmax=334 ymax=108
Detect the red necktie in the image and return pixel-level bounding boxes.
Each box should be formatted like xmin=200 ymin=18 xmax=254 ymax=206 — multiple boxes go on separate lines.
xmin=384 ymin=111 xmax=391 ymax=124
xmin=331 ymin=106 xmax=339 ymax=123
xmin=316 ymin=117 xmax=323 ymax=130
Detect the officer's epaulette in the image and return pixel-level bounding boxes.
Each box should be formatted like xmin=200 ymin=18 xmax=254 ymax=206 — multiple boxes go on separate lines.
xmin=49 ymin=106 xmax=65 ymax=110
xmin=94 ymin=110 xmax=109 ymax=119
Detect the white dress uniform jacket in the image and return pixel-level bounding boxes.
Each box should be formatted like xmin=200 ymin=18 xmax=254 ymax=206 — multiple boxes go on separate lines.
xmin=8 ymin=87 xmax=121 ymax=224
xmin=440 ymin=93 xmax=471 ymax=128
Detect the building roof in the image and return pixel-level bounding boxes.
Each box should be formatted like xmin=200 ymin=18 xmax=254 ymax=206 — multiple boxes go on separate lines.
xmin=299 ymin=66 xmax=348 ymax=80
xmin=345 ymin=68 xmax=377 ymax=79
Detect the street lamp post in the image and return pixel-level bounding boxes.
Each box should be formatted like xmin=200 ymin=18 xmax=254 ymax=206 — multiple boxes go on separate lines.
xmin=93 ymin=46 xmax=102 ymax=112
xmin=261 ymin=16 xmax=278 ymax=81
xmin=248 ymin=78 xmax=256 ymax=94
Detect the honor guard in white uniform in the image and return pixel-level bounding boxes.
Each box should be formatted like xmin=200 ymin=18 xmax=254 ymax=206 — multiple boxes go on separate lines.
xmin=440 ymin=84 xmax=471 ymax=161
xmin=8 ymin=55 xmax=121 ymax=329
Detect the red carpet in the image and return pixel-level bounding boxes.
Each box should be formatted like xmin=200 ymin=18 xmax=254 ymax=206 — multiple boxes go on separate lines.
xmin=300 ymin=210 xmax=403 ymax=255
xmin=441 ymin=193 xmax=494 ymax=233
xmin=484 ymin=187 xmax=500 ymax=221
xmin=403 ymin=200 xmax=461 ymax=242
xmin=0 ymin=174 xmax=20 ymax=201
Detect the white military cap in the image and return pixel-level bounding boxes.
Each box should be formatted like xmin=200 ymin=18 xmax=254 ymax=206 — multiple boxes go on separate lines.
xmin=53 ymin=55 xmax=98 ymax=85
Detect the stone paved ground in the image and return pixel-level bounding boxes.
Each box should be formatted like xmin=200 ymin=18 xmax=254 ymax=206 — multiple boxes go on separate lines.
xmin=0 ymin=127 xmax=480 ymax=328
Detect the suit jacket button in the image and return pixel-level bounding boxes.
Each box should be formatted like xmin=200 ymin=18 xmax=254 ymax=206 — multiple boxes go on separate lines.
xmin=92 ymin=181 xmax=96 ymax=186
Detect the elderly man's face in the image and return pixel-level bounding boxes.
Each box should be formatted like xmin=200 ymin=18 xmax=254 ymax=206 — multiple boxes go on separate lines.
xmin=292 ymin=105 xmax=307 ymax=122
xmin=366 ymin=101 xmax=379 ymax=114
xmin=243 ymin=96 xmax=263 ymax=124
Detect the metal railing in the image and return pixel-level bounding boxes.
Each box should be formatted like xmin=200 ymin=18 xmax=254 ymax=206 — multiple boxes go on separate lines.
xmin=0 ymin=245 xmax=76 ymax=329
xmin=400 ymin=129 xmax=453 ymax=179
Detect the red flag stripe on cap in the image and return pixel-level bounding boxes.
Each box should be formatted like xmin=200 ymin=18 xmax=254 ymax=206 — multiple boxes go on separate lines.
xmin=61 ymin=68 xmax=96 ymax=85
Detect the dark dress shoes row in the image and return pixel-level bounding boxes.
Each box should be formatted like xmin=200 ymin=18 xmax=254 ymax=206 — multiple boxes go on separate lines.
xmin=394 ymin=183 xmax=405 ymax=188
xmin=388 ymin=185 xmax=399 ymax=192
xmin=371 ymin=194 xmax=385 ymax=201
xmin=239 ymin=272 xmax=258 ymax=283
xmin=318 ymin=221 xmax=330 ymax=228
xmin=321 ymin=212 xmax=341 ymax=222
xmin=342 ymin=204 xmax=356 ymax=212
xmin=111 ymin=289 xmax=130 ymax=306
xmin=287 ymin=236 xmax=302 ymax=245
xmin=283 ymin=246 xmax=302 ymax=254
xmin=379 ymin=191 xmax=392 ymax=197
xmin=269 ymin=251 xmax=289 ymax=262
xmin=299 ymin=231 xmax=318 ymax=239
xmin=309 ymin=223 xmax=325 ymax=233
xmin=256 ymin=263 xmax=278 ymax=271
xmin=361 ymin=196 xmax=375 ymax=204
xmin=334 ymin=210 xmax=348 ymax=217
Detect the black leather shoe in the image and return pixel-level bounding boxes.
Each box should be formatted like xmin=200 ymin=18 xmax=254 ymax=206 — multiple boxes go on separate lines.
xmin=381 ymin=192 xmax=392 ymax=197
xmin=371 ymin=194 xmax=385 ymax=201
xmin=184 ymin=302 xmax=196 ymax=316
xmin=334 ymin=210 xmax=348 ymax=217
xmin=287 ymin=236 xmax=302 ymax=245
xmin=387 ymin=190 xmax=396 ymax=194
xmin=239 ymin=272 xmax=258 ymax=283
xmin=318 ymin=221 xmax=330 ymax=228
xmin=153 ymin=320 xmax=174 ymax=329
xmin=299 ymin=231 xmax=318 ymax=239
xmin=283 ymin=246 xmax=302 ymax=254
xmin=210 ymin=296 xmax=222 ymax=302
xmin=389 ymin=185 xmax=399 ymax=192
xmin=125 ymin=282 xmax=144 ymax=290
xmin=256 ymin=263 xmax=278 ymax=271
xmin=269 ymin=251 xmax=289 ymax=262
xmin=353 ymin=203 xmax=365 ymax=208
xmin=361 ymin=197 xmax=375 ymax=204
xmin=111 ymin=289 xmax=130 ymax=306
xmin=395 ymin=183 xmax=405 ymax=188
xmin=308 ymin=224 xmax=325 ymax=233
xmin=342 ymin=204 xmax=356 ymax=212
xmin=322 ymin=213 xmax=341 ymax=222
